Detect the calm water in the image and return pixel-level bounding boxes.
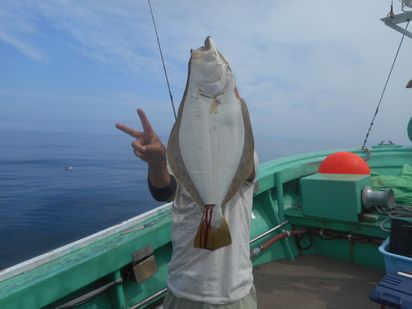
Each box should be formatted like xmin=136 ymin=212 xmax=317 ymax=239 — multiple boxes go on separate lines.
xmin=0 ymin=130 xmax=163 ymax=269
xmin=0 ymin=130 xmax=354 ymax=269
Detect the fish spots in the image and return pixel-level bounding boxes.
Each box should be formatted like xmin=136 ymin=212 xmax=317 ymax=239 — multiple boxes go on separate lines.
xmin=198 ymin=88 xmax=206 ymax=97
xmin=209 ymin=98 xmax=220 ymax=114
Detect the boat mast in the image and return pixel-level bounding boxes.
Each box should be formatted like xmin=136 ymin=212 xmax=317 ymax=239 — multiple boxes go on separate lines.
xmin=361 ymin=4 xmax=412 ymax=151
xmin=381 ymin=3 xmax=412 ymax=88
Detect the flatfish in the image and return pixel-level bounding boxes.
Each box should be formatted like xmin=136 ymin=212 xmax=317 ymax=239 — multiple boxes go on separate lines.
xmin=167 ymin=36 xmax=254 ymax=250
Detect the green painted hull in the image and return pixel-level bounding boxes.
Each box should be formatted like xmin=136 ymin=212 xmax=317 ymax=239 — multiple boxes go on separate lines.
xmin=1 ymin=145 xmax=411 ymax=308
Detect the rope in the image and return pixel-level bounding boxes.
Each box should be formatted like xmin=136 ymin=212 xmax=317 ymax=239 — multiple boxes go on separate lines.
xmin=361 ymin=20 xmax=410 ymax=151
xmin=387 ymin=0 xmax=395 ymax=18
xmin=147 ymin=0 xmax=177 ymax=119
xmin=376 ymin=204 xmax=412 ymax=232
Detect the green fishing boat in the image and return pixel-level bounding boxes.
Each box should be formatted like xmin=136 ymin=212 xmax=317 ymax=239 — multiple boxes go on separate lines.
xmin=1 ymin=5 xmax=412 ymax=309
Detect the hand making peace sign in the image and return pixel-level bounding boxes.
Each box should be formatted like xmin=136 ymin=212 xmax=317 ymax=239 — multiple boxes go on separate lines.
xmin=115 ymin=108 xmax=166 ymax=164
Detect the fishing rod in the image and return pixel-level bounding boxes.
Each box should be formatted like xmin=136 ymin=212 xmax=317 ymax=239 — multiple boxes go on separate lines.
xmin=147 ymin=0 xmax=177 ymax=120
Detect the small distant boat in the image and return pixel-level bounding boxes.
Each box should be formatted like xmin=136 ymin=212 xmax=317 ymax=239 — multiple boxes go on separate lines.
xmin=64 ymin=165 xmax=73 ymax=171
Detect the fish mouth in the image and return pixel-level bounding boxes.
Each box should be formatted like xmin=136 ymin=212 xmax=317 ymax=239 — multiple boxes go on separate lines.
xmin=190 ymin=36 xmax=231 ymax=97
xmin=191 ymin=36 xmax=216 ymax=54
xmin=201 ymin=36 xmax=215 ymax=53
xmin=204 ymin=36 xmax=213 ymax=50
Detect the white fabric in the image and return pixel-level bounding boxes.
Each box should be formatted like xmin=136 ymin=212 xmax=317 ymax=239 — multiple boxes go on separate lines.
xmin=167 ymin=154 xmax=258 ymax=305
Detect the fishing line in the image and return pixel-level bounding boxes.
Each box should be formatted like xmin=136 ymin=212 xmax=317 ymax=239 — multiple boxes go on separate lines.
xmin=147 ymin=0 xmax=177 ymax=119
xmin=361 ymin=20 xmax=409 ymax=151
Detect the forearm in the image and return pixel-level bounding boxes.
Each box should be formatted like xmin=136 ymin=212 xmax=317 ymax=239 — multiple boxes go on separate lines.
xmin=148 ymin=159 xmax=170 ymax=188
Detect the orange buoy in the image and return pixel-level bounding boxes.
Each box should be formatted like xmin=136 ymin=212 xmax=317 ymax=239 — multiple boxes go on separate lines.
xmin=319 ymin=152 xmax=370 ymax=175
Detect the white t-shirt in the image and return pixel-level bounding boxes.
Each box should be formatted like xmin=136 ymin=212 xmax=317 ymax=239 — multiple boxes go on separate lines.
xmin=167 ymin=154 xmax=258 ymax=304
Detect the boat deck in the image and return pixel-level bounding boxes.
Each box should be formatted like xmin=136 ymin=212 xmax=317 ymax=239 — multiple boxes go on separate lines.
xmin=254 ymin=254 xmax=384 ymax=309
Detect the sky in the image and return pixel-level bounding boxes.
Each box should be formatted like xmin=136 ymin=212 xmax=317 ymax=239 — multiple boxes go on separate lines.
xmin=1 ymin=0 xmax=411 ymax=150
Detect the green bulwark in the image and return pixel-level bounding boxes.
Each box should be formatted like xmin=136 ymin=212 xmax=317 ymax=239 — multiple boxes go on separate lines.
xmin=301 ymin=173 xmax=371 ymax=223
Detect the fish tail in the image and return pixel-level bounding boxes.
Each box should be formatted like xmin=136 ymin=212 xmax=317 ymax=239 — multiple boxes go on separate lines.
xmin=194 ymin=204 xmax=232 ymax=250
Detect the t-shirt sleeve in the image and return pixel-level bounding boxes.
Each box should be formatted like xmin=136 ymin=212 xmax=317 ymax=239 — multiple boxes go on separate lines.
xmin=148 ymin=175 xmax=177 ymax=202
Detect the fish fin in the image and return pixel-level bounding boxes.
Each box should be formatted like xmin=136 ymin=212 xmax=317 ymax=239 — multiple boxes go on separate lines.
xmin=194 ymin=205 xmax=232 ymax=251
xmin=222 ymin=98 xmax=255 ymax=206
xmin=166 ymin=75 xmax=204 ymax=207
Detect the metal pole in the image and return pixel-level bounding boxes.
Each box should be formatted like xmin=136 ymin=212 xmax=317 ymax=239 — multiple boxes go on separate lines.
xmin=250 ymin=220 xmax=289 ymax=244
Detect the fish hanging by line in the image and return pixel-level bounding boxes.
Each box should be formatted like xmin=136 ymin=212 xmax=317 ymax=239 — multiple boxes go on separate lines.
xmin=167 ymin=36 xmax=255 ymax=251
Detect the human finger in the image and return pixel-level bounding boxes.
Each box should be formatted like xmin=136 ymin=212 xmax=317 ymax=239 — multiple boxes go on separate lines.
xmin=132 ymin=140 xmax=147 ymax=153
xmin=133 ymin=149 xmax=142 ymax=158
xmin=137 ymin=108 xmax=154 ymax=133
xmin=144 ymin=143 xmax=163 ymax=154
xmin=115 ymin=123 xmax=143 ymax=139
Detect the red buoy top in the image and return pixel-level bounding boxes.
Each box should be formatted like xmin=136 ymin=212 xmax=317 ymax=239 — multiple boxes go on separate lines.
xmin=319 ymin=152 xmax=370 ymax=175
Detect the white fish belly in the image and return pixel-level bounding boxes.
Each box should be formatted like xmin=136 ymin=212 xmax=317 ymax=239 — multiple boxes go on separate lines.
xmin=178 ymin=93 xmax=244 ymax=207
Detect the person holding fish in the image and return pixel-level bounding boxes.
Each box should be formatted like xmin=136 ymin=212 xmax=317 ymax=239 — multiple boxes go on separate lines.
xmin=116 ymin=37 xmax=258 ymax=309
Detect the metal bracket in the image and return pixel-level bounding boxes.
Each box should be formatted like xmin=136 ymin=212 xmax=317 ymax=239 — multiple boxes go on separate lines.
xmin=381 ymin=11 xmax=412 ymax=39
xmin=378 ymin=140 xmax=395 ymax=146
xmin=132 ymin=246 xmax=157 ymax=283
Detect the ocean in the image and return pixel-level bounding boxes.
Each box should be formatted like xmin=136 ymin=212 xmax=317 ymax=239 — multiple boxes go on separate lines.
xmin=0 ymin=130 xmax=163 ymax=270
xmin=0 ymin=130 xmax=354 ymax=270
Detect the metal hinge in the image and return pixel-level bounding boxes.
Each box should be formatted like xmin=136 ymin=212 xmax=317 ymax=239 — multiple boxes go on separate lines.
xmin=132 ymin=245 xmax=157 ymax=283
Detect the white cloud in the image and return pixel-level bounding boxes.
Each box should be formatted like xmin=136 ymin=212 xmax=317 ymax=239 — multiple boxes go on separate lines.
xmin=0 ymin=0 xmax=46 ymax=61
xmin=0 ymin=31 xmax=44 ymax=61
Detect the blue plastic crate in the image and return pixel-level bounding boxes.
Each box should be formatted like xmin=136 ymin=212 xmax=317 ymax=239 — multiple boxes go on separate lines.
xmin=379 ymin=238 xmax=412 ymax=274
xmin=369 ymin=273 xmax=412 ymax=309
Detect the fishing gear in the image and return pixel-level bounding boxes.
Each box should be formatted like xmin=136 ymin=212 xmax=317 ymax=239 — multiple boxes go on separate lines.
xmin=147 ymin=0 xmax=177 ymax=119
